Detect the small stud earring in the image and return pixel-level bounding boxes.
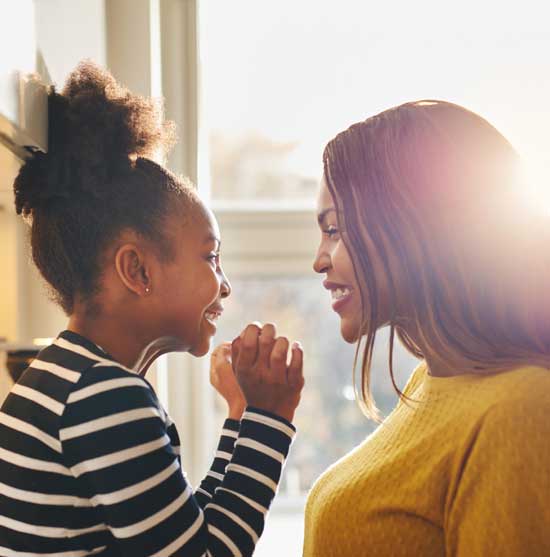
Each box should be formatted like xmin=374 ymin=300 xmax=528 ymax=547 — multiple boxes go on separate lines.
xmin=145 ymin=287 xmax=151 ymax=294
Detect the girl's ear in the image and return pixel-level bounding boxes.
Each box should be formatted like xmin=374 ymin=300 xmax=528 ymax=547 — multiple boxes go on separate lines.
xmin=114 ymin=243 xmax=151 ymax=296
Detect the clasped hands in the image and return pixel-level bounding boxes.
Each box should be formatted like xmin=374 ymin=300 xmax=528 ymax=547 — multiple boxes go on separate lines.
xmin=211 ymin=323 xmax=304 ymax=423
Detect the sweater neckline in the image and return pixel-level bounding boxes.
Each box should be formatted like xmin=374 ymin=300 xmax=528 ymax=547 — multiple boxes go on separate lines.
xmin=417 ymin=362 xmax=485 ymax=394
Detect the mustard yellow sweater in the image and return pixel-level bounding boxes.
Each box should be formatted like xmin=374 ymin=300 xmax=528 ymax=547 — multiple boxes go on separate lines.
xmin=303 ymin=363 xmax=550 ymax=557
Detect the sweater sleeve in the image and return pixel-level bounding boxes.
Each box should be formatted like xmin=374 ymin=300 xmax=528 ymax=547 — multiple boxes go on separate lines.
xmin=61 ymin=364 xmax=295 ymax=557
xmin=445 ymin=396 xmax=550 ymax=557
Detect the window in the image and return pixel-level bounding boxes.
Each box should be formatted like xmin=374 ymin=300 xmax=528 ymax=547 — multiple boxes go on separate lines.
xmin=198 ymin=2 xmax=550 ymax=555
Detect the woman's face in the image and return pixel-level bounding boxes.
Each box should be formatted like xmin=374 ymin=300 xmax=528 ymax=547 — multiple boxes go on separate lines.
xmin=313 ymin=176 xmax=396 ymax=343
xmin=154 ymin=202 xmax=231 ymax=356
xmin=313 ymin=177 xmax=363 ymax=343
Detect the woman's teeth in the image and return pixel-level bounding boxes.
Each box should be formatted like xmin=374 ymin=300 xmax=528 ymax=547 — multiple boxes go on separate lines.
xmin=331 ymin=287 xmax=351 ymax=300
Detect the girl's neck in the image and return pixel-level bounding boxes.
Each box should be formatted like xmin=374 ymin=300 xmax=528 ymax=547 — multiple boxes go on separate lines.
xmin=67 ymin=310 xmax=147 ymax=370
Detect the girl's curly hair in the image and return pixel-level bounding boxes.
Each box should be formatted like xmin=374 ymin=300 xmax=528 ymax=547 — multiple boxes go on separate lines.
xmin=13 ymin=60 xmax=196 ymax=315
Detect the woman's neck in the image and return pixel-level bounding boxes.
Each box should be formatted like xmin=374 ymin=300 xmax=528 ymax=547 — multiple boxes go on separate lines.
xmin=398 ymin=323 xmax=464 ymax=378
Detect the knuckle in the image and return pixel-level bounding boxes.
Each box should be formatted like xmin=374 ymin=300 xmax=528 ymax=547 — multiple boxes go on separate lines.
xmin=242 ymin=339 xmax=256 ymax=351
xmin=242 ymin=336 xmax=258 ymax=350
xmin=271 ymin=351 xmax=286 ymax=363
xmin=259 ymin=333 xmax=273 ymax=345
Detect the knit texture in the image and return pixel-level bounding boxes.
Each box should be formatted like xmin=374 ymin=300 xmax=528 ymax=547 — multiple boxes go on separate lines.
xmin=303 ymin=363 xmax=550 ymax=556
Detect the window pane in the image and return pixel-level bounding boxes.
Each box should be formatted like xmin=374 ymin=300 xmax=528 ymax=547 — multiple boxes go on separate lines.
xmin=200 ymin=1 xmax=550 ymax=208
xmin=214 ymin=276 xmax=419 ymax=493
xmin=212 ymin=276 xmax=419 ymax=556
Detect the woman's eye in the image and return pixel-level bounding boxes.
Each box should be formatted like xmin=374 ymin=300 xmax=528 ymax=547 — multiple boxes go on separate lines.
xmin=207 ymin=253 xmax=219 ymax=264
xmin=324 ymin=226 xmax=339 ymax=238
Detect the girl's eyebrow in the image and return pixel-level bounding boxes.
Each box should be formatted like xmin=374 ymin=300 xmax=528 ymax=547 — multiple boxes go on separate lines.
xmin=317 ymin=207 xmax=336 ymax=225
xmin=204 ymin=234 xmax=221 ymax=251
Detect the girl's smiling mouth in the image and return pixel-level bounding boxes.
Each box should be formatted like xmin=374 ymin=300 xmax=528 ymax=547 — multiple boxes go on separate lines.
xmin=204 ymin=305 xmax=224 ymax=327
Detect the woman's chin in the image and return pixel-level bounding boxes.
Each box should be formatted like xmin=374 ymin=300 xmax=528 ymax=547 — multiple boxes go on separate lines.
xmin=340 ymin=321 xmax=361 ymax=344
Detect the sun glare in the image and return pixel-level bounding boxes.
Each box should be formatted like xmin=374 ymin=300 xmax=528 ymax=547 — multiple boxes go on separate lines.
xmin=521 ymin=163 xmax=550 ymax=217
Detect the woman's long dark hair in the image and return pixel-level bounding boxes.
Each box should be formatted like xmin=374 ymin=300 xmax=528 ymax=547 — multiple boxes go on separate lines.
xmin=324 ymin=100 xmax=550 ymax=419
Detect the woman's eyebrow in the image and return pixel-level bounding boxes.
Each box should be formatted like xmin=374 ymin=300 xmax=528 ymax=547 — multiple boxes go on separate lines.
xmin=317 ymin=207 xmax=336 ymax=225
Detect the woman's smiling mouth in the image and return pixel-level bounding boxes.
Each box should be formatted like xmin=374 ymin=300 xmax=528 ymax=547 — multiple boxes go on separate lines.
xmin=324 ymin=281 xmax=354 ymax=312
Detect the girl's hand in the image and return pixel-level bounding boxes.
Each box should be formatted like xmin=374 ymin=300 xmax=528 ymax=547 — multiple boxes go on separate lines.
xmin=210 ymin=342 xmax=246 ymax=420
xmin=231 ymin=323 xmax=304 ymax=423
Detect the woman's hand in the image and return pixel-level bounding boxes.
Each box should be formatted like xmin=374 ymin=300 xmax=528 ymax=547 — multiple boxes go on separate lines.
xmin=231 ymin=323 xmax=304 ymax=423
xmin=210 ymin=342 xmax=246 ymax=420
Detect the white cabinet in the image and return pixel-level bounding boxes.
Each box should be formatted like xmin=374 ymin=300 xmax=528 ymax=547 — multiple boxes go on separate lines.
xmin=0 ymin=0 xmax=48 ymax=213
xmin=0 ymin=0 xmax=62 ymax=344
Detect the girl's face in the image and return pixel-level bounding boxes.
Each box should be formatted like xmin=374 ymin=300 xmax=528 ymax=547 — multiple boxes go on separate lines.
xmin=153 ymin=202 xmax=231 ymax=356
xmin=313 ymin=177 xmax=362 ymax=343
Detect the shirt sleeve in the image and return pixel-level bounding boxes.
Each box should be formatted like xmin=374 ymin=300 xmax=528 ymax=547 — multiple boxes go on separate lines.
xmin=61 ymin=364 xmax=295 ymax=557
xmin=194 ymin=418 xmax=240 ymax=509
xmin=445 ymin=396 xmax=550 ymax=557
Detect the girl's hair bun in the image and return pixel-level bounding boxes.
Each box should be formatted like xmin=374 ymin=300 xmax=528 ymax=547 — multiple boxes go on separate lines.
xmin=14 ymin=60 xmax=176 ymax=215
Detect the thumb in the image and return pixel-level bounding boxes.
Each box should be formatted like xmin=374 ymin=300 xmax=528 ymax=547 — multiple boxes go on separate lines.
xmin=287 ymin=341 xmax=304 ymax=388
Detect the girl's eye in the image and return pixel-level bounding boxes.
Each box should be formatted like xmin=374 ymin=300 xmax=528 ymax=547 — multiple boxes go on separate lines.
xmin=207 ymin=253 xmax=220 ymax=264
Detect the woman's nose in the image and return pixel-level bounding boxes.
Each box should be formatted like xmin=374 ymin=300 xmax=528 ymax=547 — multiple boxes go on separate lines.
xmin=313 ymin=247 xmax=330 ymax=274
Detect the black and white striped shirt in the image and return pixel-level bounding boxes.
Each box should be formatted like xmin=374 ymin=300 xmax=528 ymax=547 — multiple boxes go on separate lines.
xmin=0 ymin=330 xmax=296 ymax=556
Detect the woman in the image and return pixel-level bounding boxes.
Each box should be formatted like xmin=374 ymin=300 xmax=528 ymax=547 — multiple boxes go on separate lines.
xmin=305 ymin=100 xmax=550 ymax=556
xmin=0 ymin=62 xmax=304 ymax=557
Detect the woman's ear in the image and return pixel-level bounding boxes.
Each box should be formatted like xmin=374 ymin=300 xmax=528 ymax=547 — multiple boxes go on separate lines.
xmin=114 ymin=243 xmax=151 ymax=296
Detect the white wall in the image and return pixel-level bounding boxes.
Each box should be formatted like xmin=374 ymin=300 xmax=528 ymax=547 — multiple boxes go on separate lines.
xmin=34 ymin=0 xmax=106 ymax=86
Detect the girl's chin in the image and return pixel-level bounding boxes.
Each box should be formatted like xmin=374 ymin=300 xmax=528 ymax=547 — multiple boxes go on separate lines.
xmin=189 ymin=332 xmax=214 ymax=357
xmin=189 ymin=341 xmax=211 ymax=357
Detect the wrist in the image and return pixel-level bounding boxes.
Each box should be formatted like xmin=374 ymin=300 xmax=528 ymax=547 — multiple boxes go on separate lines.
xmin=246 ymin=404 xmax=295 ymax=424
xmin=227 ymin=404 xmax=246 ymax=420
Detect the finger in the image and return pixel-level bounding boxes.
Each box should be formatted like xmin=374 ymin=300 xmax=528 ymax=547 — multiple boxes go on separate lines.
xmin=288 ymin=341 xmax=304 ymax=389
xmin=211 ymin=341 xmax=229 ymax=361
xmin=257 ymin=323 xmax=276 ymax=370
xmin=269 ymin=336 xmax=289 ymax=381
xmin=217 ymin=342 xmax=232 ymax=359
xmin=236 ymin=323 xmax=261 ymax=372
xmin=231 ymin=337 xmax=242 ymax=371
xmin=240 ymin=321 xmax=262 ymax=338
xmin=209 ymin=362 xmax=219 ymax=387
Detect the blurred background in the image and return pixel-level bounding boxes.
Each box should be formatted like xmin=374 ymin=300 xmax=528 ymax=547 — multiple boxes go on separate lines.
xmin=1 ymin=1 xmax=550 ymax=555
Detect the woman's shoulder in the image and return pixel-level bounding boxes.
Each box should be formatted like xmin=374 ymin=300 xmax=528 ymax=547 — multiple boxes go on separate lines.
xmin=401 ymin=360 xmax=428 ymax=398
xmin=481 ymin=365 xmax=550 ymax=406
xmin=492 ymin=364 xmax=550 ymax=408
xmin=455 ymin=367 xmax=550 ymax=475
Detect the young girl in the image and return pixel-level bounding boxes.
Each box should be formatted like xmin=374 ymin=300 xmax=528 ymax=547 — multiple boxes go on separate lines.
xmin=0 ymin=62 xmax=304 ymax=557
xmin=305 ymin=100 xmax=550 ymax=556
